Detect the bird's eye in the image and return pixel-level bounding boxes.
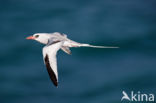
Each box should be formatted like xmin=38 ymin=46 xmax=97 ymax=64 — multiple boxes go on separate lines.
xmin=35 ymin=35 xmax=39 ymax=38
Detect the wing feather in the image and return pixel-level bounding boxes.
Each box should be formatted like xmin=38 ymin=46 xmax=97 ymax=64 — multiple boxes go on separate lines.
xmin=43 ymin=41 xmax=63 ymax=87
xmin=44 ymin=54 xmax=58 ymax=86
xmin=61 ymin=46 xmax=71 ymax=55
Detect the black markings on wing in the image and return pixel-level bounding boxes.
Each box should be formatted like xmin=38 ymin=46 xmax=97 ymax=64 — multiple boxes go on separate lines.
xmin=47 ymin=39 xmax=60 ymax=46
xmin=44 ymin=54 xmax=58 ymax=87
xmin=52 ymin=40 xmax=60 ymax=44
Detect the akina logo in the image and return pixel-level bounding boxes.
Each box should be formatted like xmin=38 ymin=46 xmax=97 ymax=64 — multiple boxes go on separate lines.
xmin=121 ymin=91 xmax=154 ymax=102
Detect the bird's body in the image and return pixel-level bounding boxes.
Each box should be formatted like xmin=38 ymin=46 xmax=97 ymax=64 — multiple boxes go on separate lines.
xmin=26 ymin=32 xmax=118 ymax=87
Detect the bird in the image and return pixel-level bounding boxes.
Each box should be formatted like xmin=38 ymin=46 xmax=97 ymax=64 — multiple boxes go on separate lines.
xmin=26 ymin=32 xmax=118 ymax=87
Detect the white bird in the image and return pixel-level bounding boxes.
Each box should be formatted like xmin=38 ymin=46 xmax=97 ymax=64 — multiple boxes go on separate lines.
xmin=26 ymin=32 xmax=118 ymax=87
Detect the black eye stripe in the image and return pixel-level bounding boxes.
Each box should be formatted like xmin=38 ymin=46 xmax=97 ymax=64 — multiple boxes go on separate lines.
xmin=35 ymin=35 xmax=39 ymax=38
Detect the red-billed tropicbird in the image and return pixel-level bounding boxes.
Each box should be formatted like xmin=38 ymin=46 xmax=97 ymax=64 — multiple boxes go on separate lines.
xmin=26 ymin=32 xmax=118 ymax=87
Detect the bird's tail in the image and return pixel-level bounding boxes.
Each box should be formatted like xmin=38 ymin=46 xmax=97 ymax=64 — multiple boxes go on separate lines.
xmin=79 ymin=43 xmax=119 ymax=48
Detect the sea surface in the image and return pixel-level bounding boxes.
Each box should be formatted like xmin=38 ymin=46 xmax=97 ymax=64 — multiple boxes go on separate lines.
xmin=0 ymin=0 xmax=156 ymax=103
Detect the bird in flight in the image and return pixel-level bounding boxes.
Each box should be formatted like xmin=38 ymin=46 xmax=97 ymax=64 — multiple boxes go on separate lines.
xmin=26 ymin=32 xmax=118 ymax=87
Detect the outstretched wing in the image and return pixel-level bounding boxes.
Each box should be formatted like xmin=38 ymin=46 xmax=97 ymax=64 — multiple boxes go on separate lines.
xmin=42 ymin=41 xmax=63 ymax=87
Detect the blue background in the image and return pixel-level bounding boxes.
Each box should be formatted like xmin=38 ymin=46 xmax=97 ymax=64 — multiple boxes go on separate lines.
xmin=0 ymin=0 xmax=156 ymax=103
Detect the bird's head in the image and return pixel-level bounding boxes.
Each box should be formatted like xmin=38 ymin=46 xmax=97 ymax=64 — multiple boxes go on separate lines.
xmin=26 ymin=33 xmax=51 ymax=44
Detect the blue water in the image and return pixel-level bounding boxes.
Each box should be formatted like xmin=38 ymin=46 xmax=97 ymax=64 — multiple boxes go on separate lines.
xmin=0 ymin=0 xmax=156 ymax=103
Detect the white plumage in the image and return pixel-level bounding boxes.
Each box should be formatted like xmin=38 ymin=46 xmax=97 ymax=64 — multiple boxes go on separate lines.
xmin=26 ymin=32 xmax=118 ymax=87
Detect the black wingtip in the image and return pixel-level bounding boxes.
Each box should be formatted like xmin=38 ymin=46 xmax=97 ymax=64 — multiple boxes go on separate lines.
xmin=44 ymin=54 xmax=58 ymax=87
xmin=53 ymin=81 xmax=58 ymax=87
